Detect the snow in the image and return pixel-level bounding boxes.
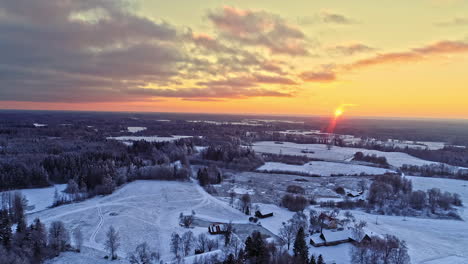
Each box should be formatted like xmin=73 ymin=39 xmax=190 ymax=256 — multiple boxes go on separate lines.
xmin=348 ymin=176 xmax=468 ymax=264
xmin=253 ymin=141 xmax=439 ymax=168
xmin=229 ymin=187 xmax=255 ymax=195
xmin=29 ymin=180 xmax=247 ymax=261
xmin=33 ymin=123 xmax=47 ymax=127
xmin=252 ymin=203 xmax=294 ymax=235
xmin=257 ymin=161 xmax=393 ymax=176
xmin=1 ymin=184 xmax=66 ymax=213
xmin=127 ymin=126 xmax=146 ymax=133
xmin=107 ymin=135 xmax=192 ymax=143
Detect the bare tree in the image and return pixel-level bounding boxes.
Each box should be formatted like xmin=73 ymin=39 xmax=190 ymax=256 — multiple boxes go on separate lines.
xmin=279 ymin=222 xmax=295 ymax=250
xmin=196 ymin=233 xmax=208 ymax=253
xmin=48 ymin=221 xmax=70 ymax=254
xmin=105 ymin=226 xmax=120 ymax=260
xmin=181 ymin=231 xmax=195 ymax=256
xmin=206 ymin=238 xmax=218 ymax=251
xmin=73 ymin=227 xmax=83 ymax=252
xmin=240 ymin=194 xmax=251 ymax=214
xmin=129 ymin=242 xmax=160 ymax=264
xmin=170 ymin=232 xmax=182 ymax=257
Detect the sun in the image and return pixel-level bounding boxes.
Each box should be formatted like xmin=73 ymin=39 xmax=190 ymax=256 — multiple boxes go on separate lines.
xmin=335 ymin=108 xmax=344 ymax=117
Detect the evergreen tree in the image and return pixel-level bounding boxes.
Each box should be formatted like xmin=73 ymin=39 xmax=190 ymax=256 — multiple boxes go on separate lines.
xmin=293 ymin=227 xmax=309 ymax=264
xmin=310 ymin=255 xmax=316 ymax=264
xmin=31 ymin=218 xmax=47 ymax=262
xmin=317 ymin=254 xmax=324 ymax=264
xmin=0 ymin=210 xmax=12 ymax=247
xmin=245 ymin=231 xmax=269 ymax=264
xmin=223 ymin=253 xmax=236 ymax=264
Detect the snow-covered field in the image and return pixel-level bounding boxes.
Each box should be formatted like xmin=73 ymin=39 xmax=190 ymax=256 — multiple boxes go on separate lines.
xmin=31 ymin=180 xmax=247 ymax=262
xmin=127 ymin=126 xmax=146 ymax=133
xmin=257 ymin=161 xmax=392 ymax=176
xmin=348 ymin=176 xmax=468 ymax=264
xmin=1 ymin=184 xmax=66 ymax=213
xmin=107 ymin=135 xmax=192 ymax=143
xmin=253 ymin=141 xmax=438 ymax=168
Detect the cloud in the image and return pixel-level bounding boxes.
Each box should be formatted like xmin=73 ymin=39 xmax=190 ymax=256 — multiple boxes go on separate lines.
xmin=0 ymin=1 xmax=302 ymax=103
xmin=0 ymin=0 xmax=188 ymax=102
xmin=207 ymin=6 xmax=309 ymax=55
xmin=330 ymin=43 xmax=376 ymax=55
xmin=436 ymin=17 xmax=468 ymax=26
xmin=320 ymin=11 xmax=356 ymax=24
xmin=197 ymin=74 xmax=297 ymax=88
xmin=126 ymin=86 xmax=293 ymax=99
xmin=299 ymin=71 xmax=336 ymax=82
xmin=348 ymin=40 xmax=468 ymax=69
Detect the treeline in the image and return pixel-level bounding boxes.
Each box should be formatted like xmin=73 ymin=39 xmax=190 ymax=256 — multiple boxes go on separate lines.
xmin=0 ymin=139 xmax=195 ymax=192
xmin=0 ymin=162 xmax=50 ymax=191
xmin=353 ymin=152 xmax=389 ymax=167
xmin=261 ymin=153 xmax=314 ymax=165
xmin=401 ymin=163 xmax=468 ymax=180
xmin=199 ymin=143 xmax=264 ymax=170
xmin=351 ymin=234 xmax=410 ymax=264
xmin=354 ymin=142 xmax=468 ymax=169
xmin=320 ymin=174 xmax=463 ymax=219
xmin=0 ymin=192 xmax=76 ymax=264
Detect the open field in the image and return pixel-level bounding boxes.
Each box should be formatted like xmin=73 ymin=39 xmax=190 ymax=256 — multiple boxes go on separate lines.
xmin=253 ymin=141 xmax=439 ymax=167
xmin=30 ymin=180 xmax=248 ymax=262
xmin=257 ymin=161 xmax=393 ymax=176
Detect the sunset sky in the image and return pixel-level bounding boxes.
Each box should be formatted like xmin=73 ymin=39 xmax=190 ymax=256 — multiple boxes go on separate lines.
xmin=1 ymin=0 xmax=468 ymax=119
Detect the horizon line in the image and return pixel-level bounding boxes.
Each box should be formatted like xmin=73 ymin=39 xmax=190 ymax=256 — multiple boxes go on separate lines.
xmin=1 ymin=108 xmax=467 ymax=122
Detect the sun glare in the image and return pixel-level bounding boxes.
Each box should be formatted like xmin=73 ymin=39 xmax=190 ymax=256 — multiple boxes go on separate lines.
xmin=335 ymin=108 xmax=344 ymax=117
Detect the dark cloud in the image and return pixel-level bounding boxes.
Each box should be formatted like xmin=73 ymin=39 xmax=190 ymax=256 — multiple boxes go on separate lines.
xmin=0 ymin=1 xmax=299 ymax=102
xmin=207 ymin=6 xmax=309 ymax=55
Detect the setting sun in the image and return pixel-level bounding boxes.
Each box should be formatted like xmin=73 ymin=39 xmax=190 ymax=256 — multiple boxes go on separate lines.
xmin=335 ymin=108 xmax=344 ymax=117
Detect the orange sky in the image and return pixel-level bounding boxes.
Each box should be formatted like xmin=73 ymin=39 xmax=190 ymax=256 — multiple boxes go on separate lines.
xmin=1 ymin=0 xmax=467 ymax=119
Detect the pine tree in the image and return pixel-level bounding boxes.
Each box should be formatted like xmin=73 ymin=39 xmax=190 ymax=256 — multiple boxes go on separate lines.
xmin=317 ymin=254 xmax=324 ymax=264
xmin=0 ymin=210 xmax=12 ymax=247
xmin=293 ymin=227 xmax=309 ymax=264
xmin=310 ymin=255 xmax=316 ymax=264
xmin=223 ymin=254 xmax=236 ymax=264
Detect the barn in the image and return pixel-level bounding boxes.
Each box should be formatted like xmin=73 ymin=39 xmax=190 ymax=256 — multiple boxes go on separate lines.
xmin=208 ymin=223 xmax=227 ymax=235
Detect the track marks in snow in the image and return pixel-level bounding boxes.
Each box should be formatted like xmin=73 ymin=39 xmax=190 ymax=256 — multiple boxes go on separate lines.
xmin=90 ymin=206 xmax=103 ymax=244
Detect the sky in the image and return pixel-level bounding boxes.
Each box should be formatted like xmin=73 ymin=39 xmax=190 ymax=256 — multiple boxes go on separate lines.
xmin=0 ymin=0 xmax=467 ymax=119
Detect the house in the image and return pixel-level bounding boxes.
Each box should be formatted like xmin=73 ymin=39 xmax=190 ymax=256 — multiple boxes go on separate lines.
xmin=311 ymin=229 xmax=374 ymax=247
xmin=346 ymin=190 xmax=363 ymax=198
xmin=255 ymin=210 xmax=274 ymax=219
xmin=310 ymin=230 xmax=352 ymax=247
xmin=208 ymin=223 xmax=227 ymax=235
xmin=319 ymin=213 xmax=340 ymax=229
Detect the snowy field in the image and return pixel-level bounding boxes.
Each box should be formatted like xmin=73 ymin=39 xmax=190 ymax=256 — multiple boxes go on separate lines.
xmin=349 ymin=176 xmax=468 ymax=264
xmin=107 ymin=135 xmax=192 ymax=143
xmin=253 ymin=141 xmax=438 ymax=168
xmin=1 ymin=184 xmax=66 ymax=213
xmin=257 ymin=161 xmax=392 ymax=176
xmin=31 ymin=180 xmax=247 ymax=262
xmin=127 ymin=126 xmax=146 ymax=133
xmin=252 ymin=176 xmax=468 ymax=264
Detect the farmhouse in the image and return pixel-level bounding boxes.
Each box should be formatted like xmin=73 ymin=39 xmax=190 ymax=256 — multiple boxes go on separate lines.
xmin=311 ymin=229 xmax=374 ymax=247
xmin=255 ymin=210 xmax=274 ymax=219
xmin=310 ymin=230 xmax=352 ymax=247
